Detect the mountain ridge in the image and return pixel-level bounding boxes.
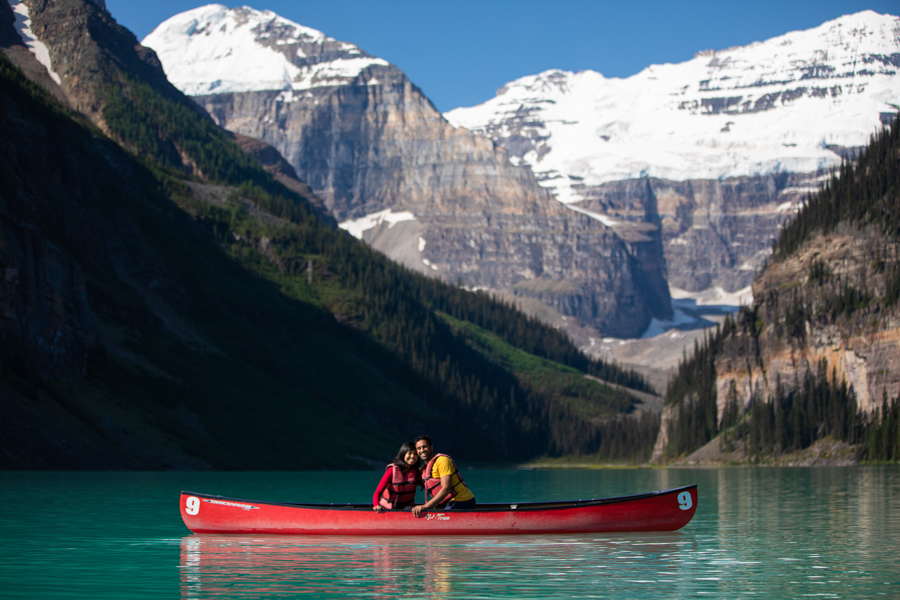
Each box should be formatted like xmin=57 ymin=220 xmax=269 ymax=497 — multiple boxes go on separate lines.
xmin=444 ymin=10 xmax=900 ymax=296
xmin=143 ymin=3 xmax=672 ymax=338
xmin=445 ymin=10 xmax=900 ymax=197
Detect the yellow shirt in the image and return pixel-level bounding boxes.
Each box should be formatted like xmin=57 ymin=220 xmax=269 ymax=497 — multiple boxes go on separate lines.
xmin=430 ymin=455 xmax=474 ymax=502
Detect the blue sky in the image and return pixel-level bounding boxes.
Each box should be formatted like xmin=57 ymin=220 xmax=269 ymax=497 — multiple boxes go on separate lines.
xmin=108 ymin=0 xmax=899 ymax=113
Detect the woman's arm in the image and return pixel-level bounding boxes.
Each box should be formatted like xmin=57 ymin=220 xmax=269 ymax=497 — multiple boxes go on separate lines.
xmin=372 ymin=468 xmax=393 ymax=512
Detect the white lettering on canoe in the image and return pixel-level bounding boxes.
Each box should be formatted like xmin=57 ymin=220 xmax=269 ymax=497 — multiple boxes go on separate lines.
xmin=202 ymin=499 xmax=260 ymax=511
xmin=677 ymin=491 xmax=693 ymax=511
xmin=425 ymin=513 xmax=450 ymax=521
xmin=185 ymin=496 xmax=200 ymax=515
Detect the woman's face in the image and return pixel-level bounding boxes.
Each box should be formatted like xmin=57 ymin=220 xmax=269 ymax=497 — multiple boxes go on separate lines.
xmin=404 ymin=450 xmax=418 ymax=466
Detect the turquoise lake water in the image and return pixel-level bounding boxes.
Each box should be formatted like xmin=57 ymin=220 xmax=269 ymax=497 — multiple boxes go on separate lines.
xmin=0 ymin=468 xmax=898 ymax=599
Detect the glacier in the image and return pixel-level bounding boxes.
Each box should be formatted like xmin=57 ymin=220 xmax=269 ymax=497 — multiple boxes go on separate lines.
xmin=444 ymin=10 xmax=900 ymax=204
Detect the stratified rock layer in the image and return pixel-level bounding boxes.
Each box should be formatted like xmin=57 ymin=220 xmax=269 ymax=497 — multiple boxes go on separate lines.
xmin=576 ymin=172 xmax=822 ymax=291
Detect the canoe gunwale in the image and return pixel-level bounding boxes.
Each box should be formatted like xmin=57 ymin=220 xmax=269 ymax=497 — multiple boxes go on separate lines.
xmin=180 ymin=484 xmax=697 ymax=513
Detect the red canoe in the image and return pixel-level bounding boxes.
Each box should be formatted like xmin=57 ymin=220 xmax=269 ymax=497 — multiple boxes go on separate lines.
xmin=179 ymin=485 xmax=697 ymax=535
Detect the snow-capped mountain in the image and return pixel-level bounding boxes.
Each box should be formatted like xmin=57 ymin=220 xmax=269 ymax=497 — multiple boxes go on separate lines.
xmin=143 ymin=4 xmax=388 ymax=96
xmin=142 ymin=4 xmax=673 ymax=338
xmin=445 ymin=10 xmax=900 ymax=204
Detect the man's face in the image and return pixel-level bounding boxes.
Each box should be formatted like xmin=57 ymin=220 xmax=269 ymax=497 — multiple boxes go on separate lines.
xmin=415 ymin=440 xmax=433 ymax=461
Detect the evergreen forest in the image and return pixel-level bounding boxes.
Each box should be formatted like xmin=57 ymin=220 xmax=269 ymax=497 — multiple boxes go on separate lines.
xmin=663 ymin=114 xmax=900 ymax=463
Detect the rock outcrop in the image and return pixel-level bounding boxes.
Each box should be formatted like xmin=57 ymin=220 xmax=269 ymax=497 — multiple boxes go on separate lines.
xmin=229 ymin=132 xmax=335 ymax=225
xmin=713 ymin=225 xmax=900 ymax=423
xmin=6 ymin=0 xmax=181 ymax=133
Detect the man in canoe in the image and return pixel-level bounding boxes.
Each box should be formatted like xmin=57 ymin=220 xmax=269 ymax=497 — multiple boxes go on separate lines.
xmin=411 ymin=435 xmax=476 ymax=517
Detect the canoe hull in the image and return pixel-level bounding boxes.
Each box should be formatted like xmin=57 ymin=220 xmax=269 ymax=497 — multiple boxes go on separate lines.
xmin=180 ymin=485 xmax=698 ymax=535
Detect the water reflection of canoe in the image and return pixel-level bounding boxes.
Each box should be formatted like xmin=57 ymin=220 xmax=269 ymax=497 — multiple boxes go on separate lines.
xmin=179 ymin=534 xmax=691 ymax=597
xmin=179 ymin=485 xmax=697 ymax=535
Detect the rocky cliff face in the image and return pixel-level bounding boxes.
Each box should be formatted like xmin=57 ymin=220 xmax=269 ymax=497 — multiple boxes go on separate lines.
xmin=197 ymin=65 xmax=550 ymax=221
xmin=713 ymin=225 xmax=900 ymax=422
xmin=4 ymin=0 xmax=229 ymax=184
xmin=651 ymin=223 xmax=900 ymax=463
xmin=576 ymin=171 xmax=821 ymax=291
xmin=143 ymin=6 xmax=672 ymax=337
xmin=196 ymin=75 xmax=672 ymax=336
xmin=8 ymin=0 xmax=165 ymax=130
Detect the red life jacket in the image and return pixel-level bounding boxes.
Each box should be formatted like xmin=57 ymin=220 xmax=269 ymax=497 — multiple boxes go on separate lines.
xmin=379 ymin=464 xmax=419 ymax=509
xmin=423 ymin=453 xmax=467 ymax=507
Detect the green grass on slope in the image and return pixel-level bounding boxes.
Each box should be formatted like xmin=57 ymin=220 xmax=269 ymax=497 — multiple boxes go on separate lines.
xmin=435 ymin=314 xmax=660 ymax=462
xmin=439 ymin=313 xmax=635 ymax=420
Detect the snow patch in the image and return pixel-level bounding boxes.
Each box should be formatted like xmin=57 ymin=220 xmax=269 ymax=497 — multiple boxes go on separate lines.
xmin=640 ymin=308 xmax=698 ymax=339
xmin=8 ymin=0 xmax=61 ymax=85
xmin=422 ymin=258 xmax=438 ymax=271
xmin=776 ymin=200 xmax=795 ymax=213
xmin=418 ymin=237 xmax=426 ymax=252
xmin=563 ymin=203 xmax=620 ymax=227
xmin=291 ymin=57 xmax=387 ymax=91
xmin=338 ymin=209 xmax=416 ymax=239
xmin=670 ymin=285 xmax=754 ymax=307
xmin=639 ymin=285 xmax=753 ymax=339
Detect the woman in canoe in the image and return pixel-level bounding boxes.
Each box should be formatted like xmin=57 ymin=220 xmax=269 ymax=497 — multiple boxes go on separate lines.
xmin=373 ymin=441 xmax=422 ymax=512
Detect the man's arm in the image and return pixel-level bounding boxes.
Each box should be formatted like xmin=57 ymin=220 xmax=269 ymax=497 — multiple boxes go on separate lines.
xmin=412 ymin=473 xmax=453 ymax=517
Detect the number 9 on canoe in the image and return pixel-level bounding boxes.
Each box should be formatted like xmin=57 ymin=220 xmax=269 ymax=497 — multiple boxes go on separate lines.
xmin=185 ymin=496 xmax=200 ymax=515
xmin=677 ymin=491 xmax=692 ymax=511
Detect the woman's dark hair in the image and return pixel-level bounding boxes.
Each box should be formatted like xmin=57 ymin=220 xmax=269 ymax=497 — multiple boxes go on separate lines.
xmin=392 ymin=441 xmax=417 ymax=471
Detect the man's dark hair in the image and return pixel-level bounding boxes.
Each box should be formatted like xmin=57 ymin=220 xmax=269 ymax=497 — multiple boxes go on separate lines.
xmin=414 ymin=435 xmax=432 ymax=447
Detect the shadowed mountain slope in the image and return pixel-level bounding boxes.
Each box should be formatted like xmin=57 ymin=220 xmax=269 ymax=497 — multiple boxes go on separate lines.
xmin=0 ymin=0 xmax=656 ymax=469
